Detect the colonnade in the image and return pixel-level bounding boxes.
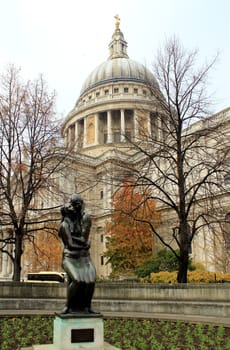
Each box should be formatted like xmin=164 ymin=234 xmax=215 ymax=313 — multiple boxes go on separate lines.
xmin=66 ymin=108 xmax=160 ymax=149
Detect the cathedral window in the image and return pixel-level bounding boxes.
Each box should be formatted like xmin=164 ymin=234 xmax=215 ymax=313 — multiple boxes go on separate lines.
xmin=134 ymin=88 xmax=138 ymax=94
xmin=114 ymin=132 xmax=120 ymax=143
xmin=114 ymin=88 xmax=119 ymax=93
xmin=100 ymin=256 xmax=104 ymax=265
xmin=124 ymin=87 xmax=129 ymax=93
xmin=125 ymin=131 xmax=131 ymax=140
xmin=96 ymin=91 xmax=100 ymax=97
xmin=104 ymin=89 xmax=109 ymax=95
xmin=224 ymin=174 xmax=230 ymax=185
xmin=100 ymin=190 xmax=104 ymax=199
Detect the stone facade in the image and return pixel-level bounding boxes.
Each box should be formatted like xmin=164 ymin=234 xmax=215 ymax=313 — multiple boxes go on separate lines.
xmin=1 ymin=19 xmax=229 ymax=280
xmin=58 ymin=21 xmax=230 ymax=277
xmin=57 ymin=20 xmax=164 ymax=278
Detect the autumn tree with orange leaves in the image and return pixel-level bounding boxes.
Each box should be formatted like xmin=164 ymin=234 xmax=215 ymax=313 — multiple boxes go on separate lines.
xmin=104 ymin=178 xmax=160 ymax=276
xmin=23 ymin=223 xmax=62 ymax=275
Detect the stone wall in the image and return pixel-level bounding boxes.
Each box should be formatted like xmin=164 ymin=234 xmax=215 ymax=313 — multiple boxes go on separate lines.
xmin=1 ymin=282 xmax=230 ymax=318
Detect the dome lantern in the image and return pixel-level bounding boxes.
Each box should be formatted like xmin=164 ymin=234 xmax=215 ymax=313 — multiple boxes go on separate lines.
xmin=108 ymin=15 xmax=129 ymax=60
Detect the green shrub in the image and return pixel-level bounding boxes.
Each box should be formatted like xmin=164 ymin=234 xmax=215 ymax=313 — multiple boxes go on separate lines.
xmin=135 ymin=259 xmax=160 ymax=278
xmin=135 ymin=249 xmax=194 ymax=278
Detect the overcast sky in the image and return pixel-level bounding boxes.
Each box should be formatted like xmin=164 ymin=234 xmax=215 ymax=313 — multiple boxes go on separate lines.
xmin=0 ymin=0 xmax=229 ymax=117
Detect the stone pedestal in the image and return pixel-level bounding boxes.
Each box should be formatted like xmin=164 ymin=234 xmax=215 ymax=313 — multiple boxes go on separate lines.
xmin=21 ymin=313 xmax=121 ymax=350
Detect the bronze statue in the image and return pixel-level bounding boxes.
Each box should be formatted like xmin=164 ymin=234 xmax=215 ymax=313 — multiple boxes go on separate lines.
xmin=58 ymin=194 xmax=97 ymax=314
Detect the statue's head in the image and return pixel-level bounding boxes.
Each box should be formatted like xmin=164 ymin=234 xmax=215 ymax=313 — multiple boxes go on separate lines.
xmin=70 ymin=193 xmax=83 ymax=210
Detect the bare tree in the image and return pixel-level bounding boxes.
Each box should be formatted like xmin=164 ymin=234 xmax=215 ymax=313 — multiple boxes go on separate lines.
xmin=117 ymin=37 xmax=229 ymax=282
xmin=0 ymin=65 xmax=70 ymax=281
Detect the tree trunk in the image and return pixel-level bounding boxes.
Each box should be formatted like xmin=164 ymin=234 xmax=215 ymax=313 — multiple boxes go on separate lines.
xmin=177 ymin=250 xmax=189 ymax=283
xmin=13 ymin=230 xmax=23 ymax=281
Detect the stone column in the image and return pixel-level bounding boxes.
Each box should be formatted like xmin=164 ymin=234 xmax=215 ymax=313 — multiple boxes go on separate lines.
xmin=7 ymin=254 xmax=12 ymax=276
xmin=83 ymin=117 xmax=87 ymax=147
xmin=134 ymin=110 xmax=139 ymax=141
xmin=95 ymin=113 xmax=99 ymax=145
xmin=107 ymin=111 xmax=112 ymax=143
xmin=75 ymin=121 xmax=79 ymax=148
xmin=66 ymin=128 xmax=70 ymax=146
xmin=69 ymin=127 xmax=73 ymax=146
xmin=2 ymin=252 xmax=8 ymax=277
xmin=147 ymin=112 xmax=151 ymax=139
xmin=120 ymin=109 xmax=125 ymax=142
xmin=107 ymin=176 xmax=112 ymax=210
xmin=157 ymin=115 xmax=162 ymax=140
xmin=64 ymin=129 xmax=68 ymax=146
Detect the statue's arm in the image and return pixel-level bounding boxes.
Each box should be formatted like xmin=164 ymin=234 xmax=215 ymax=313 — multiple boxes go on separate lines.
xmin=82 ymin=212 xmax=92 ymax=241
xmin=58 ymin=222 xmax=72 ymax=247
xmin=59 ymin=221 xmax=89 ymax=250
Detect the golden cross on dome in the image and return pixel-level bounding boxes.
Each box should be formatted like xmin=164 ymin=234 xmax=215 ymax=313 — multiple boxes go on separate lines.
xmin=114 ymin=14 xmax=120 ymax=30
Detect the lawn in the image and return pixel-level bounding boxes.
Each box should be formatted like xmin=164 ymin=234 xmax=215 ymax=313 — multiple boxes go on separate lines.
xmin=0 ymin=316 xmax=230 ymax=350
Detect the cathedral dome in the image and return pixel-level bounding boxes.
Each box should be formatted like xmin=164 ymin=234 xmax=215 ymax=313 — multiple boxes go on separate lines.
xmin=63 ymin=16 xmax=160 ymax=157
xmin=80 ymin=57 xmax=155 ymax=96
xmin=79 ymin=15 xmax=155 ymax=97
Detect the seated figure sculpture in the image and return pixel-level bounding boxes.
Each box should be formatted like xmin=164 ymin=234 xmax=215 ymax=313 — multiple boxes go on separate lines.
xmin=58 ymin=194 xmax=97 ymax=314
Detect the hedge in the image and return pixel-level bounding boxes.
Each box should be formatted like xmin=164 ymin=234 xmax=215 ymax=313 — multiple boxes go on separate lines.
xmin=140 ymin=271 xmax=230 ymax=283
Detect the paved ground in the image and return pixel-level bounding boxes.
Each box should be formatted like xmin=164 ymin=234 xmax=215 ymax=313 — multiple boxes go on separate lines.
xmin=1 ymin=309 xmax=230 ymax=327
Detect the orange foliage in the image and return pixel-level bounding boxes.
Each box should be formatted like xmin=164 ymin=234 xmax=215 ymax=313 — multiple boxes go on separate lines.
xmin=23 ymin=224 xmax=62 ymax=276
xmin=105 ymin=178 xmax=160 ymax=275
xmin=144 ymin=271 xmax=230 ymax=284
